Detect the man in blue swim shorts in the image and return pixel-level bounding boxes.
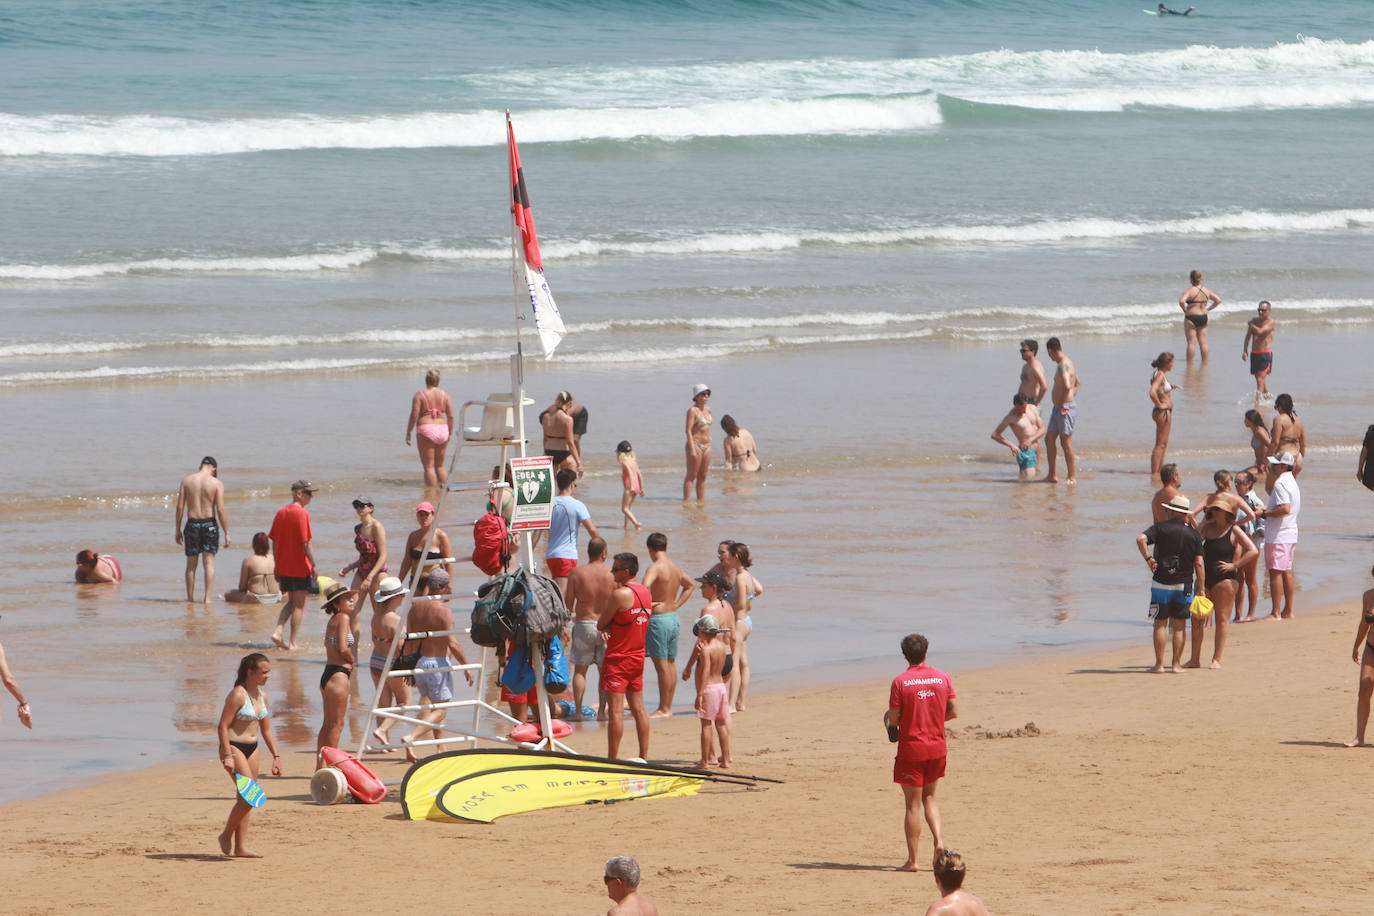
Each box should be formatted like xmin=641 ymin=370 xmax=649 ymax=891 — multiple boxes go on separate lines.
xmin=1044 ymin=337 xmax=1079 ymax=484
xmin=990 ymin=393 xmax=1046 ymax=481
xmin=1137 ymin=495 xmax=1205 ymax=673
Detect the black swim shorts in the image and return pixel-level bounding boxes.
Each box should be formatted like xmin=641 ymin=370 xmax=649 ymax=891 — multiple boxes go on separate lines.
xmin=183 ymin=517 xmax=220 ymax=556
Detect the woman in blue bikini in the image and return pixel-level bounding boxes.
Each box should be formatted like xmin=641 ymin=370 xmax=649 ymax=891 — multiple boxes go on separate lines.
xmin=216 ymin=652 xmax=281 ymax=858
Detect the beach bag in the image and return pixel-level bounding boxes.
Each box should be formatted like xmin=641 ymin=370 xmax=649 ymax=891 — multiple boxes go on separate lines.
xmin=471 ymin=509 xmax=511 ymax=576
xmin=502 ymin=643 xmax=536 ymax=695
xmin=521 ymin=571 xmax=570 ymax=641
xmin=471 ymin=574 xmax=522 ymax=648
xmin=543 ymin=635 xmax=570 ymax=694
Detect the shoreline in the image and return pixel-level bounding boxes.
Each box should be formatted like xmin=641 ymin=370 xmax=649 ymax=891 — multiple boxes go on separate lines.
xmin=3 ymin=588 xmax=1369 ymax=913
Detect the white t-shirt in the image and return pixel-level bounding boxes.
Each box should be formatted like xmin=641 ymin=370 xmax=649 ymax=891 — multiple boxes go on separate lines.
xmin=1266 ymin=471 xmax=1301 ymax=545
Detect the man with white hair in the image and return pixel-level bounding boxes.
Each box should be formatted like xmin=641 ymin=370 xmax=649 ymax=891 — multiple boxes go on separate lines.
xmin=1258 ymin=450 xmax=1301 ymax=619
xmin=603 ymin=856 xmax=657 ymax=915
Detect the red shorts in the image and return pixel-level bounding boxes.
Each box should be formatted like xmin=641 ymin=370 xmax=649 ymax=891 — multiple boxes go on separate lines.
xmin=501 ymin=682 xmax=537 ymax=704
xmin=600 ymin=655 xmax=643 ymax=695
xmin=546 ymin=557 xmax=577 ymax=578
xmin=893 ymin=754 xmax=946 ymax=787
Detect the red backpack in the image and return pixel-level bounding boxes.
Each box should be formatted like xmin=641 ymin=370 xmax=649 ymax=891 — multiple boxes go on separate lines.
xmin=472 ymin=509 xmax=511 ymax=576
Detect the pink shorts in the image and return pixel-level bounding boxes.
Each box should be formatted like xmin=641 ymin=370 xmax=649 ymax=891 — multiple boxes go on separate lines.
xmin=1265 ymin=541 xmax=1296 ymax=572
xmin=893 ymin=754 xmax=946 ymax=787
xmin=696 ymin=682 xmax=730 ymax=722
xmin=545 ymin=557 xmax=576 ymax=578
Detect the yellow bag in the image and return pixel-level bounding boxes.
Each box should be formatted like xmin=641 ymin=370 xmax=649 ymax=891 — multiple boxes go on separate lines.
xmin=1190 ymin=595 xmax=1214 ymax=619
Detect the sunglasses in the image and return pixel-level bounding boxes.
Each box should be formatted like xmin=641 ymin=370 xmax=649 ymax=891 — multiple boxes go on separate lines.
xmin=603 ymin=875 xmax=616 ymax=884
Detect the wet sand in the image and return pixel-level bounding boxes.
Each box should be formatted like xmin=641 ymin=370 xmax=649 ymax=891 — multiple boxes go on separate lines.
xmin=1 ymin=591 xmax=1367 ymax=914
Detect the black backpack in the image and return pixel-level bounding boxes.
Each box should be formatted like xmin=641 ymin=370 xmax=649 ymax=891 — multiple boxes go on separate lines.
xmin=471 ymin=573 xmax=522 ymax=648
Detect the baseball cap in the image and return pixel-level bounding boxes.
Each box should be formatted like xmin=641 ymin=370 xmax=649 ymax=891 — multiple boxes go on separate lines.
xmin=291 ymin=479 xmax=317 ymax=493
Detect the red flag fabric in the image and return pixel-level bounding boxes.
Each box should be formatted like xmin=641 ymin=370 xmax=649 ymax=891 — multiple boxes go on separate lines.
xmin=508 ymin=119 xmax=543 ymax=272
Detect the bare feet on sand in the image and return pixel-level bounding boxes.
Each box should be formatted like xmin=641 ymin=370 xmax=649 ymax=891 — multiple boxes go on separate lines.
xmin=269 ymin=632 xmax=285 ymax=649
xmin=1183 ymin=660 xmax=1201 ymax=669
xmin=400 ymin=733 xmax=418 ymax=763
xmin=649 ymin=709 xmax=672 ymax=719
xmin=1343 ymin=738 xmax=1366 ymax=748
xmin=218 ymin=832 xmax=232 ymax=856
xmin=232 ymin=849 xmax=263 ymax=858
xmin=896 ymin=862 xmax=920 ymax=872
xmin=371 ymin=727 xmax=393 ymax=752
xmin=1209 ymin=660 xmax=1222 ymax=669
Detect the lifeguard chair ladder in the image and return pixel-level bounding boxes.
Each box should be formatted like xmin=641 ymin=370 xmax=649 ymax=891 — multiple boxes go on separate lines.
xmin=354 ymin=355 xmax=575 ymax=762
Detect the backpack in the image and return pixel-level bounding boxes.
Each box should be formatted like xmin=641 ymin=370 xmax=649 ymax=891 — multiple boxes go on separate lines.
xmin=471 ymin=510 xmax=511 ymax=576
xmin=471 ymin=574 xmax=522 ymax=648
xmin=520 ymin=571 xmax=570 ymax=641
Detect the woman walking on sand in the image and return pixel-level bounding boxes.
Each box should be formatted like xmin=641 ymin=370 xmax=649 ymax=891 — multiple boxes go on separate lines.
xmin=316 ymin=581 xmax=358 ymax=764
xmin=683 ymin=384 xmax=712 ymax=500
xmin=339 ymin=496 xmax=388 ymax=640
xmin=721 ymin=415 xmax=761 ymax=471
xmin=405 ymin=369 xmax=454 ymax=488
xmin=1343 ymin=568 xmax=1374 ymax=748
xmin=1149 ymin=352 xmax=1179 ymax=477
xmin=217 ymin=653 xmax=281 ymax=858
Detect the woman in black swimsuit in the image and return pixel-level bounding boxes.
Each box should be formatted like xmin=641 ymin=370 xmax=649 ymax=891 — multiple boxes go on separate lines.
xmin=1343 ymin=567 xmax=1374 ymax=747
xmin=397 ymin=501 xmax=453 ymax=596
xmin=1179 ymin=268 xmax=1221 ymax=361
xmin=1195 ymin=499 xmax=1257 ymax=669
xmin=316 ymin=582 xmax=358 ymax=766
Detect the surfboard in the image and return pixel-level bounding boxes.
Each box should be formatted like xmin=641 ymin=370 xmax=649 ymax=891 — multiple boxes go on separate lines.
xmin=235 ymin=773 xmax=267 ymax=807
xmin=1142 ymin=9 xmax=1159 ymax=13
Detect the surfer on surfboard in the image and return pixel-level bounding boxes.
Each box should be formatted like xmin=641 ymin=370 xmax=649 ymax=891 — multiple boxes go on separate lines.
xmin=1157 ymin=3 xmax=1195 ymax=13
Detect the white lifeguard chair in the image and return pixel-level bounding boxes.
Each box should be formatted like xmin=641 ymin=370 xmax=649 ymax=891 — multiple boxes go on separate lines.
xmin=355 ymin=355 xmax=574 ymax=765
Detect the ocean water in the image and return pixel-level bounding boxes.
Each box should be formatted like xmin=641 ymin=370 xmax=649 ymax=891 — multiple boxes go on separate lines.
xmin=3 ymin=0 xmax=1374 ymax=801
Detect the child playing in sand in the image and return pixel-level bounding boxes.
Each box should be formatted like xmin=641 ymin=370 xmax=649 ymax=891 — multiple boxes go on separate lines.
xmin=689 ymin=614 xmax=731 ymax=769
xmin=617 ymin=440 xmax=644 ymax=531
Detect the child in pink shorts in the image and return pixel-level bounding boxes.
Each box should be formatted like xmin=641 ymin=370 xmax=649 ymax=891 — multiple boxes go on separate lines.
xmin=689 ymin=614 xmax=732 ymax=769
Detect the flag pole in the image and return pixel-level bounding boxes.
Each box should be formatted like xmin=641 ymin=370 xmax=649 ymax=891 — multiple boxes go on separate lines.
xmin=507 ymin=110 xmax=553 ymax=749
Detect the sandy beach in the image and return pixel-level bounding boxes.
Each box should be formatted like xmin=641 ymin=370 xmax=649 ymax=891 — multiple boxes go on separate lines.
xmin=2 ymin=590 xmax=1368 ymax=914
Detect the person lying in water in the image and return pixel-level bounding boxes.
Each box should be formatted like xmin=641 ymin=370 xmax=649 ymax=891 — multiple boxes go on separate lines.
xmin=1158 ymin=3 xmax=1195 ymax=14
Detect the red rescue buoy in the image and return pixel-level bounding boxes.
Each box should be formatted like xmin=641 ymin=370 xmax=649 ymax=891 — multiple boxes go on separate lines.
xmin=319 ymin=746 xmax=387 ymax=804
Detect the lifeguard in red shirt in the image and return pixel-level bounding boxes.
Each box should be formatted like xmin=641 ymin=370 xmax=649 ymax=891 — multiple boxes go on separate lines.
xmin=597 ymin=552 xmax=653 ymax=761
xmin=884 ymin=633 xmax=958 ymax=873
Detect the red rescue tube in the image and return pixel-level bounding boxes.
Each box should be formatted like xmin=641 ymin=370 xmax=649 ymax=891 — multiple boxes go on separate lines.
xmin=320 ymin=746 xmax=387 ymax=804
xmin=509 ymin=719 xmax=572 ymax=743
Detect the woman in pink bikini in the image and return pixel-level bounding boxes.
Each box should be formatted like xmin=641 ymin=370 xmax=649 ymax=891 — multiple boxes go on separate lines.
xmin=405 ymin=369 xmax=454 ymax=488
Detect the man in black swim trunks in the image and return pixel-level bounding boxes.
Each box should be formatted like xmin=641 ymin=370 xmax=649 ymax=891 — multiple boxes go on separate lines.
xmin=175 ymin=456 xmax=230 ymax=603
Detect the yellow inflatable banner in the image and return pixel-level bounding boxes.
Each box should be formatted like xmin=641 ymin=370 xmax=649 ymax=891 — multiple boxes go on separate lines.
xmin=401 ymin=749 xmax=716 ymax=823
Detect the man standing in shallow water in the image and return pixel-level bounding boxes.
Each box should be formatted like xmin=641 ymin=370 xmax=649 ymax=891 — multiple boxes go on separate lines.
xmin=175 ymin=456 xmax=230 ymax=603
xmin=269 ymin=480 xmax=317 ymax=650
xmin=1242 ymin=300 xmax=1276 ymax=400
xmin=1043 ymin=336 xmax=1079 ymax=484
xmin=990 ymin=393 xmax=1045 ymax=481
xmin=1016 ymin=339 xmax=1047 ymax=416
